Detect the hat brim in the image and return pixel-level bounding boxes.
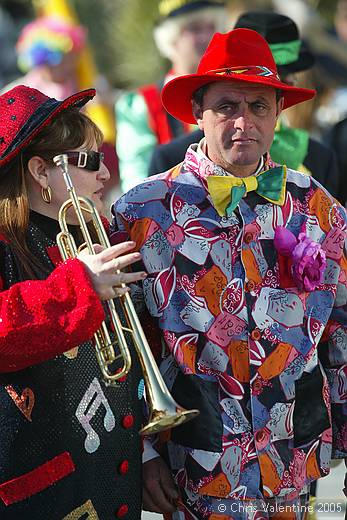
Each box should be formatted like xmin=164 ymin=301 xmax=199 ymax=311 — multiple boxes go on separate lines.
xmin=0 ymin=88 xmax=95 ymax=167
xmin=162 ymin=73 xmax=316 ymax=124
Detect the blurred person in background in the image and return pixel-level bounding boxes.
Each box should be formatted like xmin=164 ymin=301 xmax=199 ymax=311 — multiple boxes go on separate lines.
xmin=115 ymin=0 xmax=226 ymax=193
xmin=150 ymin=11 xmax=342 ymax=203
xmin=326 ymin=115 xmax=347 ymax=208
xmin=272 ymin=0 xmax=347 ymax=133
xmin=2 ymin=14 xmax=119 ymax=215
xmin=6 ymin=15 xmax=86 ymax=102
xmin=321 ymin=0 xmax=347 ymax=208
xmin=314 ymin=0 xmax=347 ymax=133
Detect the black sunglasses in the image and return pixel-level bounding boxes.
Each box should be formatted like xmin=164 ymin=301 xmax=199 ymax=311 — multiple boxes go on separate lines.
xmin=63 ymin=150 xmax=105 ymax=171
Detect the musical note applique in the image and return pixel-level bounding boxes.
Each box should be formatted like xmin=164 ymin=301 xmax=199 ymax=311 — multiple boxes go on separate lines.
xmin=5 ymin=385 xmax=35 ymax=422
xmin=62 ymin=499 xmax=99 ymax=519
xmin=75 ymin=378 xmax=115 ymax=453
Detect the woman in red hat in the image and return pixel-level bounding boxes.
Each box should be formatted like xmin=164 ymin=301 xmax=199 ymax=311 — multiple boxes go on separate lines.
xmin=113 ymin=28 xmax=347 ymax=519
xmin=0 ymin=85 xmax=146 ymax=519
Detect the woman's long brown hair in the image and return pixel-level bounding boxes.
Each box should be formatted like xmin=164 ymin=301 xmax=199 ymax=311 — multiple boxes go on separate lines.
xmin=0 ymin=108 xmax=103 ymax=279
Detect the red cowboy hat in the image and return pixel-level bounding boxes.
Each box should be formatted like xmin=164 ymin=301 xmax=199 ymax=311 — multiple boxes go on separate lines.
xmin=162 ymin=28 xmax=316 ymax=124
xmin=0 ymin=85 xmax=95 ymax=168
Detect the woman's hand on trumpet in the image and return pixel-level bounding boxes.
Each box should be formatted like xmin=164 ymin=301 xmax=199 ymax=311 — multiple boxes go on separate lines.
xmin=78 ymin=241 xmax=147 ymax=300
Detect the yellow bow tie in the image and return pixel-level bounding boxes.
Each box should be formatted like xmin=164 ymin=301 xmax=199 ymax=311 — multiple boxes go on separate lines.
xmin=207 ymin=166 xmax=287 ymax=216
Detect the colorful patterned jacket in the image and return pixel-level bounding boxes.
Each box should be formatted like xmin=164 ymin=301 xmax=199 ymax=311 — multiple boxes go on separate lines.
xmin=113 ymin=144 xmax=347 ymax=501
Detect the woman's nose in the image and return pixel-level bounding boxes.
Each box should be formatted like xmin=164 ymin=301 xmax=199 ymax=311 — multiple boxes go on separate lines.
xmin=98 ymin=162 xmax=110 ymax=182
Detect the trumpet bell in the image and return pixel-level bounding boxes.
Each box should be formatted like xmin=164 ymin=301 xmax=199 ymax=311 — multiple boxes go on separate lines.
xmin=140 ymin=405 xmax=199 ymax=435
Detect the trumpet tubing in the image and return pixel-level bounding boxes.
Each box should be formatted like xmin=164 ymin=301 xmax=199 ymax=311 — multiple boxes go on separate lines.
xmin=56 ymin=194 xmax=132 ymax=383
xmin=53 ymin=154 xmax=199 ymax=434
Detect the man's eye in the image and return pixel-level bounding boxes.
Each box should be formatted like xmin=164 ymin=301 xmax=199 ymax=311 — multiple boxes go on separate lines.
xmin=218 ymin=103 xmax=236 ymax=111
xmin=252 ymin=103 xmax=268 ymax=113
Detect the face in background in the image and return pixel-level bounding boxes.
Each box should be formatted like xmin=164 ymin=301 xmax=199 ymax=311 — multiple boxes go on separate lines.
xmin=280 ymin=72 xmax=298 ymax=87
xmin=26 ymin=137 xmax=110 ymax=223
xmin=172 ymin=18 xmax=217 ymax=74
xmin=43 ymin=51 xmax=79 ymax=84
xmin=193 ymin=81 xmax=283 ymax=177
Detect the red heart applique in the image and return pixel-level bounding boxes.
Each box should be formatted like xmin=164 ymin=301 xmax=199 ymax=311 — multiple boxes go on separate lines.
xmin=5 ymin=385 xmax=35 ymax=422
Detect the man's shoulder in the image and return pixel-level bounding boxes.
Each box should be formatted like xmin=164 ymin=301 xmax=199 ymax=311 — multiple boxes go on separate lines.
xmin=149 ymin=130 xmax=202 ymax=176
xmin=285 ymin=166 xmax=311 ymax=186
xmin=286 ymin=167 xmax=346 ymax=215
xmin=116 ymin=165 xmax=183 ymax=207
xmin=286 ymin=167 xmax=335 ymax=200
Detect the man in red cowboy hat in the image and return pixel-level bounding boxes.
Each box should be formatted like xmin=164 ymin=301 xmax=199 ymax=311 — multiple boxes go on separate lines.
xmin=149 ymin=11 xmax=343 ymax=206
xmin=113 ymin=28 xmax=347 ymax=519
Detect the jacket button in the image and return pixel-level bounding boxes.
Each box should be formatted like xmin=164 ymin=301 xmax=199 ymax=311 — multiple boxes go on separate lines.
xmin=246 ymin=280 xmax=255 ymax=292
xmin=251 ymin=328 xmax=261 ymax=341
xmin=119 ymin=460 xmax=129 ymax=475
xmin=116 ymin=504 xmax=129 ymax=517
xmin=115 ymin=368 xmax=127 ymax=382
xmin=244 ymin=232 xmax=253 ymax=244
xmin=122 ymin=414 xmax=134 ymax=429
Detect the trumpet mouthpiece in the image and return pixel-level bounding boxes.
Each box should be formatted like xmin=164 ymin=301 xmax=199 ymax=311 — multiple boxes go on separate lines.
xmin=53 ymin=154 xmax=68 ymax=169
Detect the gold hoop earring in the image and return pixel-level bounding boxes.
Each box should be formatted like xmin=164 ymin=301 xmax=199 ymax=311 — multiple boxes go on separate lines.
xmin=41 ymin=186 xmax=52 ymax=204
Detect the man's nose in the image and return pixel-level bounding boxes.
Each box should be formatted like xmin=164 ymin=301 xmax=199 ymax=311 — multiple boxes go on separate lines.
xmin=233 ymin=108 xmax=253 ymax=131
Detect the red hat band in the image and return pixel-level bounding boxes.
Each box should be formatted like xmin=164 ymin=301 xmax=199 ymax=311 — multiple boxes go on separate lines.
xmin=207 ymin=66 xmax=280 ymax=80
xmin=162 ymin=28 xmax=316 ymax=124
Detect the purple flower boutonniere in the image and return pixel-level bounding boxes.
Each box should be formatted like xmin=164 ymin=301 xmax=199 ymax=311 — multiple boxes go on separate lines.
xmin=274 ymin=226 xmax=327 ymax=291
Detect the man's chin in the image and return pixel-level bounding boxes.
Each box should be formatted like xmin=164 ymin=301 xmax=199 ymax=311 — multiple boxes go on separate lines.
xmin=227 ymin=154 xmax=259 ymax=166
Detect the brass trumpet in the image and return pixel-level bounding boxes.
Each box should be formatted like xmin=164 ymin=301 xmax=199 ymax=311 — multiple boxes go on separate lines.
xmin=53 ymin=154 xmax=199 ymax=435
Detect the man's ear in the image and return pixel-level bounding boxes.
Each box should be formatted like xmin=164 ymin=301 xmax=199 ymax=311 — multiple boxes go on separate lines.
xmin=276 ymin=96 xmax=284 ymax=118
xmin=27 ymin=156 xmax=49 ymax=189
xmin=192 ymin=100 xmax=204 ymax=131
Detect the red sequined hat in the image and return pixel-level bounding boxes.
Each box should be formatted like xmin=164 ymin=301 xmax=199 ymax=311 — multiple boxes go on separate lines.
xmin=162 ymin=28 xmax=316 ymax=124
xmin=0 ymin=85 xmax=95 ymax=168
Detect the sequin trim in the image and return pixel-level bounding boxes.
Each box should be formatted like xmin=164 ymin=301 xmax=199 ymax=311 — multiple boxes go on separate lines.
xmin=0 ymin=451 xmax=75 ymax=505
